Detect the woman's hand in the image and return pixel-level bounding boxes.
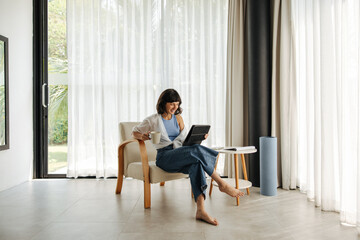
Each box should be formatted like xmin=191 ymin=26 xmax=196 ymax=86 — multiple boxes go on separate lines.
xmin=204 ymin=134 xmax=209 ymax=139
xmin=133 ymin=131 xmax=151 ymax=141
xmin=141 ymin=132 xmax=151 ymax=141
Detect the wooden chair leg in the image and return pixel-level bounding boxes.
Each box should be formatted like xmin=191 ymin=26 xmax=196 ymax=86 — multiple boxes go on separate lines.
xmin=115 ymin=175 xmax=123 ymax=194
xmin=116 ymin=145 xmax=125 ymax=194
xmin=144 ymin=181 xmax=151 ymax=209
xmin=160 ymin=182 xmax=165 ymax=186
xmin=138 ymin=140 xmax=151 ymax=209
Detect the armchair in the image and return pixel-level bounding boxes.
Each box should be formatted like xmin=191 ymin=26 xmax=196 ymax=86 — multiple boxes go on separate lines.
xmin=115 ymin=122 xmax=187 ymax=208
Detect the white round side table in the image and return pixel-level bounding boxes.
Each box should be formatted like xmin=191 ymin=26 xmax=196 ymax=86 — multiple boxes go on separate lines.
xmin=210 ymin=147 xmax=257 ymax=206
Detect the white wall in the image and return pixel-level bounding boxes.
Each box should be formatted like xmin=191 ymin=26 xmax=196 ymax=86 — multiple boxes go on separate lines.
xmin=0 ymin=0 xmax=33 ymax=191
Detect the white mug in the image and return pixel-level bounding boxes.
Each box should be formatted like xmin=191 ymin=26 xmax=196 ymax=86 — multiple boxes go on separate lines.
xmin=150 ymin=131 xmax=161 ymax=144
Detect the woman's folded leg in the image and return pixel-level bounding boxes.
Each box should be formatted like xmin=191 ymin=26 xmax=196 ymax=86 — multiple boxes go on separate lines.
xmin=156 ymin=144 xmax=217 ymax=175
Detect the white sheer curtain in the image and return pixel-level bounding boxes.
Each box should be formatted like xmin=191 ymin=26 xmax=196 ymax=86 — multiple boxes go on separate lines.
xmin=67 ymin=0 xmax=228 ymax=178
xmin=289 ymin=0 xmax=360 ymax=228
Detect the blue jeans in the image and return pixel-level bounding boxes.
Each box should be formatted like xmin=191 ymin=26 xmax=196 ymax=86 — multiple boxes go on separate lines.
xmin=156 ymin=144 xmax=218 ymax=202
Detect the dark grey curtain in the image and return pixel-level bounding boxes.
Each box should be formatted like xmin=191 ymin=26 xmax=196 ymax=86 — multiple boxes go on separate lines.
xmin=246 ymin=0 xmax=272 ymax=187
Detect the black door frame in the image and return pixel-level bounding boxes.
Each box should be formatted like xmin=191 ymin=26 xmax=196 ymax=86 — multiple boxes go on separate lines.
xmin=33 ymin=0 xmax=66 ymax=178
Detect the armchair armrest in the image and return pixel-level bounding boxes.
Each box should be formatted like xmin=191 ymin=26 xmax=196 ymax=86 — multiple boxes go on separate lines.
xmin=137 ymin=140 xmax=151 ymax=208
xmin=137 ymin=140 xmax=150 ymax=180
xmin=116 ymin=138 xmax=151 ymax=194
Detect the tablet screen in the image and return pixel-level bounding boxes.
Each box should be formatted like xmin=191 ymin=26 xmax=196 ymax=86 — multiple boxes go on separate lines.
xmin=183 ymin=125 xmax=210 ymax=146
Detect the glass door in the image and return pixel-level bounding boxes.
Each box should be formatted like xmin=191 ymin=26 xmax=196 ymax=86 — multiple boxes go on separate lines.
xmin=33 ymin=0 xmax=67 ymax=178
xmin=47 ymin=0 xmax=68 ymax=175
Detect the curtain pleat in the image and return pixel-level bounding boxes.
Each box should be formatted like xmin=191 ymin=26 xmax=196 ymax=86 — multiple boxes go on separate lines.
xmin=278 ymin=0 xmax=298 ymax=190
xmin=225 ymin=0 xmax=248 ymax=178
xmin=270 ymin=0 xmax=282 ymax=187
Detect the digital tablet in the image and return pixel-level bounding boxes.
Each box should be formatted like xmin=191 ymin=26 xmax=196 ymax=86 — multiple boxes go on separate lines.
xmin=183 ymin=125 xmax=210 ymax=146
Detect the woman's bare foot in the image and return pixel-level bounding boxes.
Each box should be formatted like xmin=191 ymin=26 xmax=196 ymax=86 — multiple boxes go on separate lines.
xmin=218 ymin=182 xmax=245 ymax=198
xmin=211 ymin=170 xmax=245 ymax=198
xmin=196 ymin=210 xmax=218 ymax=226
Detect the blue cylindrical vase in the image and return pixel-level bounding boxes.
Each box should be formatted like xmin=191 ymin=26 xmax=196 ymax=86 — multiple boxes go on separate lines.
xmin=260 ymin=136 xmax=277 ymax=196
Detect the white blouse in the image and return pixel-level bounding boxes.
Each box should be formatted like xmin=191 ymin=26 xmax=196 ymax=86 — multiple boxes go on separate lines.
xmin=132 ymin=113 xmax=188 ymax=149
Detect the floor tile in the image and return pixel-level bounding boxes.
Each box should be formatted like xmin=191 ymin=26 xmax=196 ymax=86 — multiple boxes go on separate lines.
xmin=30 ymin=222 xmax=124 ymax=240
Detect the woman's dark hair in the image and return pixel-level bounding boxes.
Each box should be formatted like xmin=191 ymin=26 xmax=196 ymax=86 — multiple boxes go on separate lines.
xmin=156 ymin=89 xmax=183 ymax=115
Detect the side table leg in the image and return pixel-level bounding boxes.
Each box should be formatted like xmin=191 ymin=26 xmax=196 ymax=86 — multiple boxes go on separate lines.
xmin=209 ymin=154 xmax=220 ymax=196
xmin=241 ymin=154 xmax=250 ymax=195
xmin=234 ymin=154 xmax=240 ymax=206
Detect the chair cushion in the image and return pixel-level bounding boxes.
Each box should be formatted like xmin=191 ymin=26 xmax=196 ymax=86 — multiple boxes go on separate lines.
xmin=127 ymin=161 xmax=187 ymax=183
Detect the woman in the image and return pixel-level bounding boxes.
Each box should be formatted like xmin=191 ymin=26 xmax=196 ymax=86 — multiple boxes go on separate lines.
xmin=132 ymin=89 xmax=244 ymax=226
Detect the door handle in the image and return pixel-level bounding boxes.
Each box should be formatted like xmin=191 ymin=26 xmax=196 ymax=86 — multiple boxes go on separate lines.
xmin=42 ymin=83 xmax=48 ymax=108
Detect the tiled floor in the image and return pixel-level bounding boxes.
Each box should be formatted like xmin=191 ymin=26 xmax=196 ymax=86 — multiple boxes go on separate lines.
xmin=0 ymin=178 xmax=358 ymax=240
